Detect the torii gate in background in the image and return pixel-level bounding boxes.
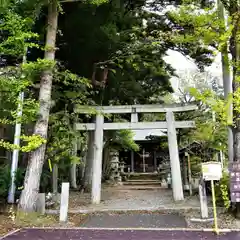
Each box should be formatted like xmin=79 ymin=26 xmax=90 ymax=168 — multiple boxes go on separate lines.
xmin=74 ymin=104 xmax=197 ymax=204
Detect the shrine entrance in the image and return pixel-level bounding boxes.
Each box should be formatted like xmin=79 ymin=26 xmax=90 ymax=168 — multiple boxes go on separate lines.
xmin=75 ymin=104 xmax=197 ymax=204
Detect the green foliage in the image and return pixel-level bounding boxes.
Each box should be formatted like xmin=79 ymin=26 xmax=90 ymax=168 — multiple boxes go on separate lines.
xmin=88 ymin=0 xmax=109 ymax=5
xmin=0 ymin=164 xmax=25 ymax=201
xmin=190 ymin=88 xmax=232 ymax=126
xmin=114 ymin=130 xmax=139 ymax=151
xmin=0 ymin=165 xmax=10 ymax=199
xmin=0 ymin=9 xmax=51 ymax=155
xmin=0 ymin=11 xmax=38 ymax=57
xmin=215 ymin=171 xmax=231 ymax=209
xmin=0 ymin=135 xmax=46 ymax=152
xmin=22 ymin=59 xmax=56 ymax=76
xmin=47 ymin=64 xmax=93 ymax=166
xmin=47 ymin=112 xmax=84 ymax=164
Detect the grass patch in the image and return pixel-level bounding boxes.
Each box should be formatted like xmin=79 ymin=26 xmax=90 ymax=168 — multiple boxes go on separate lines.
xmin=14 ymin=211 xmax=58 ymax=227
xmin=0 ymin=206 xmax=58 ymax=237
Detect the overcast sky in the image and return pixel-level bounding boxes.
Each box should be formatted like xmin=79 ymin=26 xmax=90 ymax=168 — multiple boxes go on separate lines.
xmin=164 ymin=49 xmax=223 ymax=91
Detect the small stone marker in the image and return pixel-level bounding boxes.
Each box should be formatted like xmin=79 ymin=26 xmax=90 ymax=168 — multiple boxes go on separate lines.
xmin=36 ymin=193 xmax=45 ymax=215
xmin=59 ymin=182 xmax=70 ymax=223
xmin=199 ymin=180 xmax=208 ymax=219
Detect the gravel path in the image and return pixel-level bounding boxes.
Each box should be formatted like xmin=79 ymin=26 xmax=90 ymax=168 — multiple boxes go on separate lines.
xmin=68 ymin=187 xmax=203 ymax=212
xmin=2 ymin=229 xmax=240 ymax=240
xmin=80 ymin=213 xmax=187 ymax=228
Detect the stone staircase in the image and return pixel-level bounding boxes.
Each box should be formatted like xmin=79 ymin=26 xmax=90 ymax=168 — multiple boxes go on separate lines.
xmin=122 ymin=173 xmax=164 ymax=190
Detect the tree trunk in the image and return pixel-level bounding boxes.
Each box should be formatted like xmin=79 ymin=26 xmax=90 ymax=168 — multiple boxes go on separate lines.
xmin=19 ymin=0 xmax=58 ymax=211
xmin=79 ymin=152 xmax=87 ymax=181
xmin=81 ymin=131 xmax=94 ymax=192
xmin=217 ymin=0 xmax=234 ymax=162
xmin=70 ymin=164 xmax=77 ymax=189
xmin=102 ymin=146 xmax=110 ymax=180
xmin=231 ymin=1 xmax=240 ymax=218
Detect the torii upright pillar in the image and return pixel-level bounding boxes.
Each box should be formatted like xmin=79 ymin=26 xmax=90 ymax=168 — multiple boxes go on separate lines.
xmin=91 ymin=114 xmax=104 ymax=204
xmin=166 ymin=111 xmax=184 ymax=201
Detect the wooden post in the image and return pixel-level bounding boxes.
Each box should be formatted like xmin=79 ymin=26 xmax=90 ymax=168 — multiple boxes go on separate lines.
xmin=143 ymin=148 xmax=146 ymax=173
xmin=131 ymin=151 xmax=134 ymax=172
xmin=52 ymin=163 xmax=58 ymax=194
xmin=36 ymin=193 xmax=45 ymax=215
xmin=153 ymin=151 xmax=157 ymax=172
xmin=59 ymin=182 xmax=70 ymax=223
xmin=166 ymin=111 xmax=184 ymax=201
xmin=187 ymin=153 xmax=193 ymax=196
xmin=183 ymin=154 xmax=189 ymax=190
xmin=91 ymin=114 xmax=104 ymax=204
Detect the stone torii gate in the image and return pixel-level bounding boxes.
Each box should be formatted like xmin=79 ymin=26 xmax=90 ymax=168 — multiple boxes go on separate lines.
xmin=75 ymin=104 xmax=197 ymax=204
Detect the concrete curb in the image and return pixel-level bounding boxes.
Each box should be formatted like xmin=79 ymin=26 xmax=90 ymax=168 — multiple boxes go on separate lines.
xmin=2 ymin=227 xmax=239 ymax=239
xmin=0 ymin=229 xmax=21 ymax=240
xmin=16 ymin=227 xmax=240 ymax=233
xmin=46 ymin=207 xmax=225 ymax=215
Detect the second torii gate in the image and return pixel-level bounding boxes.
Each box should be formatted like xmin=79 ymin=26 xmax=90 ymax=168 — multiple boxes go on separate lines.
xmin=75 ymin=104 xmax=197 ymax=204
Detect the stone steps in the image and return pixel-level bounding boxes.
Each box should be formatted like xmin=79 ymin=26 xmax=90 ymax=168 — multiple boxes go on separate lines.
xmin=127 ymin=173 xmax=160 ymax=181
xmin=123 ymin=180 xmax=161 ymax=186
xmin=120 ymin=172 xmax=167 ymax=190
xmin=118 ymin=185 xmax=164 ymax=190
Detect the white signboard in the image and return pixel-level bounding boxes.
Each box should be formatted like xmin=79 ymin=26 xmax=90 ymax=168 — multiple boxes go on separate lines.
xmin=202 ymin=162 xmax=222 ymax=181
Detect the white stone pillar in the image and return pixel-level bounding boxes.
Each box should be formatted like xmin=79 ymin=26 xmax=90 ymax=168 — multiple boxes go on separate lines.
xmin=166 ymin=111 xmax=184 ymax=201
xmin=131 ymin=112 xmax=138 ymax=122
xmin=59 ymin=182 xmax=69 ymax=223
xmin=130 ymin=111 xmax=137 ymax=173
xmin=91 ymin=114 xmax=104 ymax=204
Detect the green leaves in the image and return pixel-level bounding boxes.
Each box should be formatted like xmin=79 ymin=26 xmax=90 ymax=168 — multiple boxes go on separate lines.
xmin=0 ymin=12 xmax=38 ymax=57
xmin=114 ymin=129 xmax=139 ymax=151
xmin=0 ymin=134 xmax=46 ymax=152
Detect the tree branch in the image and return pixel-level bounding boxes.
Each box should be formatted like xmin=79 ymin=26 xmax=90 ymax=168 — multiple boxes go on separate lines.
xmin=60 ymin=0 xmax=81 ymax=3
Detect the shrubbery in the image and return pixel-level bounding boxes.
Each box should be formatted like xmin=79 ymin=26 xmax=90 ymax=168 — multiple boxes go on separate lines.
xmin=215 ymin=171 xmax=231 ymax=210
xmin=0 ymin=164 xmax=25 ymax=203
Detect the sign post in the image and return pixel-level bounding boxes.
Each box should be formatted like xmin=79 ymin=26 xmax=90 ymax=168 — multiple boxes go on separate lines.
xmin=202 ymin=162 xmax=222 ymax=235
